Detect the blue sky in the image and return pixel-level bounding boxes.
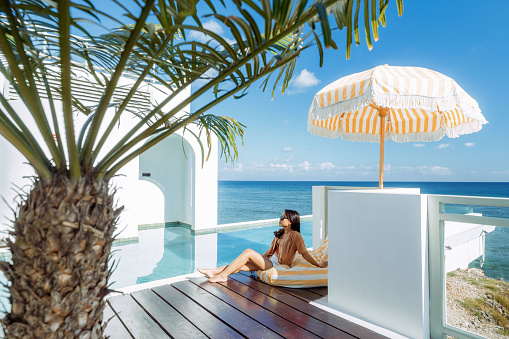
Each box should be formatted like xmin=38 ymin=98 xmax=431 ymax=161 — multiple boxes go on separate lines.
xmin=191 ymin=1 xmax=509 ymax=182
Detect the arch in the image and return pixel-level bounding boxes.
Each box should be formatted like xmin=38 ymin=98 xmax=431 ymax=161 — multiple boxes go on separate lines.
xmin=139 ymin=133 xmax=195 ymax=227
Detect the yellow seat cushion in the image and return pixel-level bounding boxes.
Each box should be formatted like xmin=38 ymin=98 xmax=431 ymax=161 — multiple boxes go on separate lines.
xmin=256 ymin=237 xmax=328 ymax=288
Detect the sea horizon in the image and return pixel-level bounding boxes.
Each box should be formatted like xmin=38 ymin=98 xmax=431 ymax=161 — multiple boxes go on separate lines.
xmin=218 ymin=181 xmax=509 ymax=224
xmin=219 ymin=179 xmax=509 ymax=183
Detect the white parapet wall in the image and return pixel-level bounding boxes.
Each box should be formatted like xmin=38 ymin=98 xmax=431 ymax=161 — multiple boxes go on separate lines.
xmin=312 ymin=186 xmax=328 ymax=249
xmin=326 ymin=188 xmax=430 ymax=339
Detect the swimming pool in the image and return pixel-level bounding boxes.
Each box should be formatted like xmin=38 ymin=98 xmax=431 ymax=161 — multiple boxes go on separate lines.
xmin=109 ymin=221 xmax=313 ymax=289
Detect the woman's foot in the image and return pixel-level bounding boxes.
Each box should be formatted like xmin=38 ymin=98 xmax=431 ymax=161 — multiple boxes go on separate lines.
xmin=197 ymin=268 xmax=215 ymax=279
xmin=208 ymin=274 xmax=228 ymax=283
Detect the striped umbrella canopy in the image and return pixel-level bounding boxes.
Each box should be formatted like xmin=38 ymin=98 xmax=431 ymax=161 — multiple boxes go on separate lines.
xmin=307 ymin=64 xmax=487 ymax=188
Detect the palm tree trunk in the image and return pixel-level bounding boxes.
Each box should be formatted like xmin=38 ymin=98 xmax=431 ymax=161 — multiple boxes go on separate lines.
xmin=0 ymin=171 xmax=122 ymax=338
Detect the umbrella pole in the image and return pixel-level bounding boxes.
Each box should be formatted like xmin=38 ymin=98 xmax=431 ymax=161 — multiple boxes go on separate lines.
xmin=378 ymin=108 xmax=389 ymax=189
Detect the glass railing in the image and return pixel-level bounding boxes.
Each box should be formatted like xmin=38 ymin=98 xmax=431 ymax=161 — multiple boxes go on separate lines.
xmin=428 ymin=195 xmax=509 ymax=339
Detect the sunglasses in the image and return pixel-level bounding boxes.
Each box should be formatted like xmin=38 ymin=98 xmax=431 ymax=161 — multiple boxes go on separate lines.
xmin=280 ymin=215 xmax=289 ymax=221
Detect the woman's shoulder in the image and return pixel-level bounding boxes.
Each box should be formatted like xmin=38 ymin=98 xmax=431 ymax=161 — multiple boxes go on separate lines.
xmin=288 ymin=230 xmax=304 ymax=240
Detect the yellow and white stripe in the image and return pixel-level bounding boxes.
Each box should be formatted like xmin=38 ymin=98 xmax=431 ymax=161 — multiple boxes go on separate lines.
xmin=256 ymin=238 xmax=328 ymax=288
xmin=308 ymin=65 xmax=487 ymax=143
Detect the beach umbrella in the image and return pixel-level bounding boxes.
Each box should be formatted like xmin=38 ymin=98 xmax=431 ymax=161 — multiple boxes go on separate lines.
xmin=307 ymin=64 xmax=487 ymax=188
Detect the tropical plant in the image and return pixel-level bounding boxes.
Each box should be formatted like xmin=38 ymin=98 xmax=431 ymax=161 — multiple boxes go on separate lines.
xmin=0 ymin=0 xmax=403 ymax=337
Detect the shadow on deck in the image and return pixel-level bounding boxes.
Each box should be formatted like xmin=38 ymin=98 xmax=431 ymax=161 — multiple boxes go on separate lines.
xmin=105 ymin=272 xmax=387 ymax=338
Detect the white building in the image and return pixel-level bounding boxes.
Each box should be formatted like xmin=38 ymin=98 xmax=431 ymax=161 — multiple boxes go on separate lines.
xmin=0 ymin=72 xmax=218 ymax=241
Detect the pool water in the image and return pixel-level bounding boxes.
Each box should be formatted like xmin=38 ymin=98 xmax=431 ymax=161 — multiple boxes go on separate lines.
xmin=0 ymin=222 xmax=312 ymax=313
xmin=110 ymin=221 xmax=313 ymax=289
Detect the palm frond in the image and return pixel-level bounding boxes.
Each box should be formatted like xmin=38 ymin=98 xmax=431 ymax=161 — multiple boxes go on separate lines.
xmin=0 ymin=0 xmax=403 ymax=182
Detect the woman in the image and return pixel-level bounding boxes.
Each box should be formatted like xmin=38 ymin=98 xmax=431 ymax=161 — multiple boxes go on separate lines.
xmin=197 ymin=209 xmax=328 ymax=283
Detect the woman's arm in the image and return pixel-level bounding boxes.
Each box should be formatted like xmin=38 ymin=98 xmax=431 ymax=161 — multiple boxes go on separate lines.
xmin=301 ymin=251 xmax=328 ymax=268
xmin=263 ymin=238 xmax=277 ymax=258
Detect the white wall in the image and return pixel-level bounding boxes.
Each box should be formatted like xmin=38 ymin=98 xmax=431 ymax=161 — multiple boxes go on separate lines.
xmin=151 ymin=85 xmax=218 ymax=231
xmin=327 ymin=189 xmax=429 ymax=339
xmin=312 ymin=186 xmax=328 ymax=249
xmin=139 ymin=134 xmax=194 ymax=225
xmin=0 ymin=74 xmax=218 ymax=239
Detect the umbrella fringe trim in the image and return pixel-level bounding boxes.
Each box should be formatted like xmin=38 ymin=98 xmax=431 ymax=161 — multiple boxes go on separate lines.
xmin=308 ymin=92 xmax=373 ymax=119
xmin=308 ymin=119 xmax=483 ymax=143
xmin=444 ymin=120 xmax=484 ymax=138
xmin=390 ymin=130 xmax=446 ymax=143
xmin=309 ymin=91 xmax=486 ymax=123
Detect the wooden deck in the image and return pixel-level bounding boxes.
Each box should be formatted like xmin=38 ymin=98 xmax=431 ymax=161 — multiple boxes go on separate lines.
xmin=105 ymin=272 xmax=387 ymax=338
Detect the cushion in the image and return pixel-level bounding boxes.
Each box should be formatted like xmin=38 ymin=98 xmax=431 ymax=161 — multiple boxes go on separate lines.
xmin=256 ymin=237 xmax=328 ymax=288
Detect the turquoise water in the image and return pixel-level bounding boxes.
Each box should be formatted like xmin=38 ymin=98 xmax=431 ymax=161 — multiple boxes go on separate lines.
xmin=0 ymin=222 xmax=313 ymax=312
xmin=109 ymin=221 xmax=314 ymax=289
xmin=216 ymin=220 xmax=313 ymax=267
xmin=468 ymin=227 xmax=509 ymax=281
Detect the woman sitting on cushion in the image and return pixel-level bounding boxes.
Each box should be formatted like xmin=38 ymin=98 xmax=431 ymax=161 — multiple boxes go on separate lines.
xmin=198 ymin=209 xmax=328 ymax=283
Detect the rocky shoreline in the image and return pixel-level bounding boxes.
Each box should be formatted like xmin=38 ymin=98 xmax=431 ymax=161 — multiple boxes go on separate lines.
xmin=447 ymin=268 xmax=509 ymax=338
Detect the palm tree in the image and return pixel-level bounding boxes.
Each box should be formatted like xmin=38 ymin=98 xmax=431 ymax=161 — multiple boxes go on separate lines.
xmin=0 ymin=0 xmax=402 ymax=337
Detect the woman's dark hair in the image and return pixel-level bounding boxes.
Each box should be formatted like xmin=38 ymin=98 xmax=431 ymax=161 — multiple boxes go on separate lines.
xmin=274 ymin=209 xmax=301 ymax=238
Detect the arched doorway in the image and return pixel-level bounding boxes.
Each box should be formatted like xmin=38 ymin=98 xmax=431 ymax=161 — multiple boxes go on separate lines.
xmin=139 ymin=133 xmax=195 ymax=227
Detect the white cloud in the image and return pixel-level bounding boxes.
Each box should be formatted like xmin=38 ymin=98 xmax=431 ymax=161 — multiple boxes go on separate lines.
xmin=187 ymin=20 xmax=235 ymax=45
xmin=437 ymin=143 xmax=451 ymax=149
xmin=490 ymin=170 xmax=509 ymax=175
xmin=298 ymin=161 xmax=311 ymax=171
xmin=396 ymin=165 xmax=452 ymax=176
xmin=203 ymin=20 xmax=225 ymax=35
xmin=427 ymin=166 xmax=452 ymax=175
xmin=270 ymin=163 xmax=294 ymax=173
xmin=220 ymin=163 xmax=243 ymax=172
xmin=286 ymin=69 xmax=321 ymax=94
xmin=282 ymin=147 xmax=292 ymax=152
xmin=194 ymin=68 xmax=218 ymax=86
xmin=292 ymin=69 xmax=320 ymax=88
xmin=464 ymin=142 xmax=475 ymax=147
xmin=319 ymin=162 xmax=336 ymax=171
xmin=219 ymin=162 xmax=267 ymax=173
xmin=284 ymin=154 xmax=294 ymax=162
xmin=219 ymin=161 xmax=452 ymax=178
xmin=414 ymin=143 xmax=425 ymax=148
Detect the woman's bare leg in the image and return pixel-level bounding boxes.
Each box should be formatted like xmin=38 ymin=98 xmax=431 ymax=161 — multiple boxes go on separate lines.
xmin=197 ymin=266 xmax=227 ymax=279
xmin=208 ymin=249 xmax=273 ymax=283
xmin=198 ymin=261 xmax=261 ymax=278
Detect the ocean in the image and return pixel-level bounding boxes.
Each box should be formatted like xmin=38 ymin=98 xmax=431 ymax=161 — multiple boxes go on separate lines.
xmin=218 ymin=181 xmax=509 ymax=280
xmin=218 ymin=181 xmax=509 ymax=224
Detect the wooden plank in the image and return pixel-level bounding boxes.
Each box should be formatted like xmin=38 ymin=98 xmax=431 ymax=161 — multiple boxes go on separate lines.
xmin=173 ymin=280 xmax=281 ymax=339
xmin=152 ymin=284 xmax=242 ymax=338
xmin=108 ymin=294 xmax=169 ymax=338
xmin=189 ymin=277 xmax=316 ymax=339
xmin=130 ymin=288 xmax=207 ymax=339
xmin=104 ymin=302 xmax=133 ymax=339
xmin=306 ymin=286 xmax=328 ymax=296
xmin=231 ymin=273 xmax=387 ymax=339
xmin=277 ymin=286 xmax=324 ymax=302
xmin=217 ymin=276 xmax=356 ymax=338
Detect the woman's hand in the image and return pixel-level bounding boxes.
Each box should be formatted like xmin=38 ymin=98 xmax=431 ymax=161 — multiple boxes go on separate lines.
xmin=321 ymin=261 xmax=328 ymax=268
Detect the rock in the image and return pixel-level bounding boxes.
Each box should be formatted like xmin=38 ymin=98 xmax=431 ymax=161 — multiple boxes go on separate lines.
xmin=446 ymin=268 xmax=509 ymax=339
